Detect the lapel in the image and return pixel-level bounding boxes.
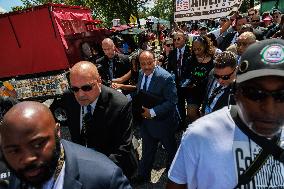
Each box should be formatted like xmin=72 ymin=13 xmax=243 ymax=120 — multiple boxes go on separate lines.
xmin=137 ymin=70 xmax=143 ymax=93
xmin=92 ymin=86 xmax=107 ymax=122
xmin=61 ymin=140 xmax=83 ymax=189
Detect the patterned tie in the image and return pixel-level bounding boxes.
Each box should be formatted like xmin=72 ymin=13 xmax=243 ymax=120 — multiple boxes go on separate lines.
xmin=177 ymin=49 xmax=182 ymax=78
xmin=143 ymin=76 xmax=148 ymax=91
xmin=109 ymin=59 xmax=114 ymax=81
xmin=207 ymin=84 xmax=223 ymax=106
xmin=81 ymin=105 xmax=92 ymax=146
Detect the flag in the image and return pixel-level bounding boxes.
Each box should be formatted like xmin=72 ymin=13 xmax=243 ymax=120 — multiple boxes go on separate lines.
xmin=129 ymin=14 xmax=137 ymax=24
xmin=176 ymin=0 xmax=190 ymax=11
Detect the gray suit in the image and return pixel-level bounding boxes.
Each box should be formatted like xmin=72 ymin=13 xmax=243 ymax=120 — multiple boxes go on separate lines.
xmin=137 ymin=66 xmax=178 ymax=178
xmin=8 ymin=140 xmax=132 ymax=189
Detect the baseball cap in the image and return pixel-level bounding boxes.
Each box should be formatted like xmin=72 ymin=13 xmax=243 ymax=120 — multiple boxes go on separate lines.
xmin=237 ymin=39 xmax=284 ymax=83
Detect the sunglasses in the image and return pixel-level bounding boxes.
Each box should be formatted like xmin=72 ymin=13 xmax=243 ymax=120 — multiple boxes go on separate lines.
xmin=273 ymin=15 xmax=279 ymax=19
xmin=213 ymin=68 xmax=236 ymax=80
xmin=70 ymin=83 xmax=95 ymax=93
xmin=174 ymin=37 xmax=182 ymax=41
xmin=239 ymin=87 xmax=284 ymax=103
xmin=248 ymin=13 xmax=255 ymax=16
xmin=166 ymin=44 xmax=173 ymax=47
xmin=251 ymin=20 xmax=260 ymax=23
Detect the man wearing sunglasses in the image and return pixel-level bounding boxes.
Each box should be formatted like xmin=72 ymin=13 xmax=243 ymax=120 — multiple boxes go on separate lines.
xmin=167 ymin=31 xmax=191 ymax=130
xmin=50 ymin=61 xmax=137 ymax=179
xmin=200 ymin=51 xmax=237 ymax=115
xmin=167 ymin=39 xmax=284 ymax=189
xmin=266 ymin=9 xmax=282 ymax=39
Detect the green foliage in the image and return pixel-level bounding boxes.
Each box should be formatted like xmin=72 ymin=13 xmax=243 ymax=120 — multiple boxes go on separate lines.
xmin=146 ymin=0 xmax=174 ymax=22
xmin=17 ymin=0 xmax=150 ymax=28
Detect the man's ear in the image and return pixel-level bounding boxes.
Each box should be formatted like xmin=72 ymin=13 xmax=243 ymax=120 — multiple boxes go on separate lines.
xmin=55 ymin=123 xmax=61 ymax=138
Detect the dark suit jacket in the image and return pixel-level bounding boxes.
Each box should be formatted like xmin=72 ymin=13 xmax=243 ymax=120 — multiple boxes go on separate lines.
xmin=50 ymin=85 xmax=137 ymax=178
xmin=167 ymin=45 xmax=191 ymax=86
xmin=8 ymin=140 xmax=132 ymax=189
xmin=96 ymin=53 xmax=130 ymax=86
xmin=200 ymin=70 xmax=235 ymax=114
xmin=136 ymin=66 xmax=179 ymax=138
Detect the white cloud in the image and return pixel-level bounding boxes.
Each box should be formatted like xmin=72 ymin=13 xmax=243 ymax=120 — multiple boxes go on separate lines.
xmin=0 ymin=6 xmax=6 ymax=13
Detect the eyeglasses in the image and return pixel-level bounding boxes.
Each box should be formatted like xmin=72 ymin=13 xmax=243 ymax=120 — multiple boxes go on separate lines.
xmin=174 ymin=37 xmax=182 ymax=41
xmin=213 ymin=68 xmax=236 ymax=80
xmin=166 ymin=44 xmax=173 ymax=47
xmin=239 ymin=87 xmax=284 ymax=103
xmin=70 ymin=83 xmax=95 ymax=93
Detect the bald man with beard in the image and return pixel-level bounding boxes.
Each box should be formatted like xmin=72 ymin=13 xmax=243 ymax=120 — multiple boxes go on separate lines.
xmin=0 ymin=101 xmax=132 ymax=189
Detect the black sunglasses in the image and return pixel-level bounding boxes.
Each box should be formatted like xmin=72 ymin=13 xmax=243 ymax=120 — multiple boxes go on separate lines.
xmin=70 ymin=83 xmax=95 ymax=93
xmin=174 ymin=37 xmax=182 ymax=41
xmin=239 ymin=87 xmax=284 ymax=103
xmin=166 ymin=44 xmax=173 ymax=47
xmin=213 ymin=68 xmax=236 ymax=80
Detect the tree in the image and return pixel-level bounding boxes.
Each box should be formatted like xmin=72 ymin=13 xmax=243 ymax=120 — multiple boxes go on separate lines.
xmin=18 ymin=0 xmax=150 ymax=27
xmin=147 ymin=0 xmax=174 ymax=22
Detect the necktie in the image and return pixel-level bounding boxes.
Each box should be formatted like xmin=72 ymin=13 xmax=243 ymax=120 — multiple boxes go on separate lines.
xmin=177 ymin=49 xmax=182 ymax=77
xmin=143 ymin=76 xmax=148 ymax=91
xmin=109 ymin=59 xmax=114 ymax=81
xmin=81 ymin=105 xmax=92 ymax=146
xmin=207 ymin=84 xmax=223 ymax=106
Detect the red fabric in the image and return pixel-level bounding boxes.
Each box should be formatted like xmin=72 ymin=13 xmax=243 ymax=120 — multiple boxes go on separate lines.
xmin=0 ymin=7 xmax=70 ymax=78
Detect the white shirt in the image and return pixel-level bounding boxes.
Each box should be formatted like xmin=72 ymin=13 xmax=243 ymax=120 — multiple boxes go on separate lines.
xmin=140 ymin=71 xmax=156 ymax=118
xmin=176 ymin=46 xmax=186 ymax=66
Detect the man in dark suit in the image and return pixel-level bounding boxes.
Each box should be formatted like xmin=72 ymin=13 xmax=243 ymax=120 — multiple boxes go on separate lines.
xmin=200 ymin=51 xmax=237 ymax=115
xmin=167 ymin=31 xmax=191 ymax=128
xmin=1 ymin=101 xmax=131 ymax=189
xmin=96 ymin=38 xmax=131 ymax=87
xmin=133 ymin=50 xmax=178 ymax=183
xmin=50 ymin=61 xmax=137 ymax=179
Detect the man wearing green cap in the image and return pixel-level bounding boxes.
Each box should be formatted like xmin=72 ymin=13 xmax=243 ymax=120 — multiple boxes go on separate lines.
xmin=167 ymin=38 xmax=284 ymax=189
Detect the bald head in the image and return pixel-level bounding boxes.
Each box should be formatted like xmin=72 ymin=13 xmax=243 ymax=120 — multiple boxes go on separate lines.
xmin=102 ymin=38 xmax=115 ymax=59
xmin=70 ymin=61 xmax=100 ymax=81
xmin=1 ymin=101 xmax=56 ymax=134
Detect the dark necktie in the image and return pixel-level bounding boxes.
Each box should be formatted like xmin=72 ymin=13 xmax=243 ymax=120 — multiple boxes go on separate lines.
xmin=207 ymin=84 xmax=223 ymax=106
xmin=143 ymin=76 xmax=148 ymax=91
xmin=177 ymin=49 xmax=182 ymax=78
xmin=81 ymin=105 xmax=92 ymax=146
xmin=109 ymin=59 xmax=114 ymax=81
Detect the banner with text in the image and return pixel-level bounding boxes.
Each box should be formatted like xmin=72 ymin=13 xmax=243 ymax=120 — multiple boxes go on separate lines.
xmin=175 ymin=0 xmax=243 ymax=21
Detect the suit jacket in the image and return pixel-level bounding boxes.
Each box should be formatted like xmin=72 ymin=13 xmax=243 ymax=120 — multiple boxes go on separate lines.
xmin=167 ymin=45 xmax=191 ymax=87
xmin=50 ymin=85 xmax=137 ymax=178
xmin=96 ymin=53 xmax=130 ymax=86
xmin=136 ymin=66 xmax=179 ymax=138
xmin=8 ymin=140 xmax=132 ymax=189
xmin=200 ymin=70 xmax=235 ymax=114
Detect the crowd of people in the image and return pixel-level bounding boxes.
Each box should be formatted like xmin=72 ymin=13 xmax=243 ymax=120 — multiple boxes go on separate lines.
xmin=0 ymin=7 xmax=284 ymax=189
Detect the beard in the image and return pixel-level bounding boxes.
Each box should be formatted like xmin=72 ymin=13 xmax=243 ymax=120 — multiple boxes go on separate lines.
xmin=3 ymin=134 xmax=61 ymax=188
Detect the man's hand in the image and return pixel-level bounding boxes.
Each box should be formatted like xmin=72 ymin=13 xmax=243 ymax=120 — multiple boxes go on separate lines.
xmin=141 ymin=106 xmax=151 ymax=119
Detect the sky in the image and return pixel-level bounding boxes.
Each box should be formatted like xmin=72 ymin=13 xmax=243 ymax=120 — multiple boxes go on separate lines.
xmin=0 ymin=0 xmax=23 ymax=12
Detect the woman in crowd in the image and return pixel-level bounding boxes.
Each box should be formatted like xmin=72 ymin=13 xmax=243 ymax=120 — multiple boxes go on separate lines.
xmin=186 ymin=35 xmax=215 ymax=122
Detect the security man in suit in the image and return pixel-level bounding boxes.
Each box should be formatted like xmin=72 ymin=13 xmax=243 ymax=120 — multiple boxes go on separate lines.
xmin=133 ymin=50 xmax=179 ymax=184
xmin=1 ymin=101 xmax=132 ymax=189
xmin=96 ymin=38 xmax=131 ymax=87
xmin=50 ymin=61 xmax=137 ymax=179
xmin=200 ymin=51 xmax=237 ymax=115
xmin=167 ymin=31 xmax=191 ymax=129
